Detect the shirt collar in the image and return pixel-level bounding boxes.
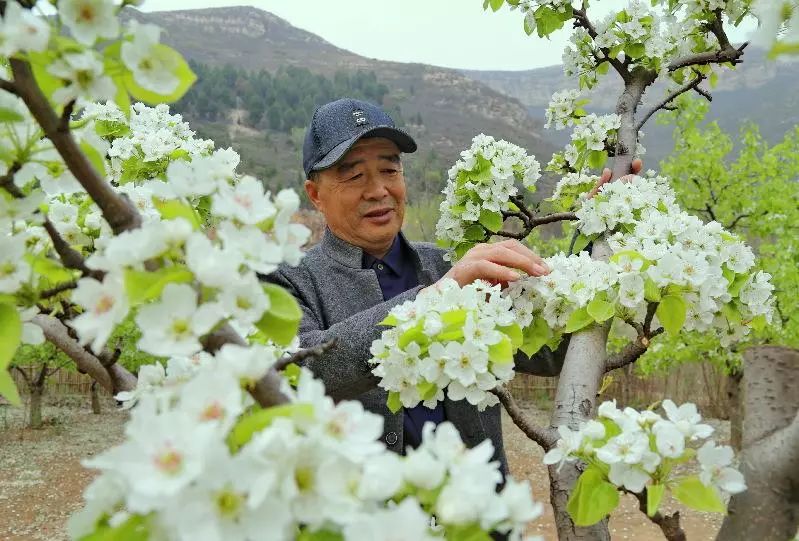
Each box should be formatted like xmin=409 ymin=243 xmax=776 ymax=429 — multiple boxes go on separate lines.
xmin=361 ymin=235 xmax=404 ymax=273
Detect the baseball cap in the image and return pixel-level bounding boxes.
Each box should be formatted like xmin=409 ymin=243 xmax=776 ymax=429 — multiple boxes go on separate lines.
xmin=302 ymin=98 xmax=417 ymax=178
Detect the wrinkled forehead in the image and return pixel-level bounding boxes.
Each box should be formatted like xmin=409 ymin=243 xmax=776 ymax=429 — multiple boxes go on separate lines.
xmin=343 ymin=137 xmax=402 ymax=161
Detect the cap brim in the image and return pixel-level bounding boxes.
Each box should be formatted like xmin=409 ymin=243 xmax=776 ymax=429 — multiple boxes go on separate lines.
xmin=311 ymin=126 xmax=417 ymax=173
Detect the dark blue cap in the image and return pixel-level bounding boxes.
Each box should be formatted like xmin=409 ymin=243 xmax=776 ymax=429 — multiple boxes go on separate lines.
xmin=303 ymin=98 xmax=417 ymax=178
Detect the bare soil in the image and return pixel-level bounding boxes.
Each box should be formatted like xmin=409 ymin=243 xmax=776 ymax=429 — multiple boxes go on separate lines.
xmin=0 ymin=397 xmax=727 ymax=541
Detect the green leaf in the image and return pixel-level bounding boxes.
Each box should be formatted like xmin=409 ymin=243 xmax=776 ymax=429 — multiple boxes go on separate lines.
xmin=445 ymin=523 xmax=493 ymax=541
xmin=297 ymin=529 xmax=344 ymax=541
xmin=77 ymin=513 xmax=151 ymax=541
xmin=572 ymin=233 xmax=593 ymax=254
xmin=464 ymin=223 xmax=487 ymax=241
xmin=227 ymin=403 xmax=314 ymax=452
xmin=625 ymin=43 xmax=646 ymax=59
xmin=0 ymin=303 xmax=22 ymax=370
xmin=489 ymin=0 xmax=504 ymax=11
xmin=587 ymin=294 xmax=615 ymax=323
xmin=378 ymin=313 xmax=398 ymax=327
xmin=255 ymin=283 xmax=303 ymax=346
xmin=417 ymin=380 xmax=438 ymax=400
xmin=672 ymin=476 xmax=726 ymax=514
xmin=478 ymin=209 xmax=504 ymax=233
xmin=387 ymin=390 xmax=402 ymax=413
xmin=123 ymin=266 xmax=194 ymax=306
xmin=644 ymin=278 xmax=662 ymax=302
xmin=122 ymin=44 xmax=197 ymax=104
xmin=567 ymin=466 xmax=620 ymax=526
xmin=647 ymin=484 xmax=665 ymax=517
xmin=656 ymin=294 xmax=687 ymax=335
xmin=0 ymin=370 xmax=21 ymax=406
xmin=728 ymin=273 xmax=749 ymax=298
xmin=498 ymin=323 xmax=523 ymax=349
xmin=520 ymin=317 xmax=551 ymax=357
xmin=282 ymin=362 xmax=301 ymax=387
xmin=488 ymin=334 xmax=513 ymax=365
xmin=0 ymin=107 xmax=24 ymax=123
xmin=564 ymin=307 xmax=594 ymax=333
xmin=25 ymin=254 xmax=75 ymax=283
xmin=534 ymin=5 xmax=568 ymax=37
xmin=80 ymin=141 xmax=107 ymax=177
xmin=152 ymin=198 xmax=201 ymax=229
xmin=588 ymin=150 xmax=609 ymax=170
xmin=749 ymin=314 xmax=768 ymax=332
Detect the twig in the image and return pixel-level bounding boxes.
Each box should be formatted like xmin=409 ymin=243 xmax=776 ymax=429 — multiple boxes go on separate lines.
xmin=11 ymin=365 xmax=32 ymax=387
xmin=495 ymin=212 xmax=578 ymax=240
xmin=10 ymin=59 xmax=141 ymax=235
xmin=274 ymin=339 xmax=338 ymax=371
xmin=635 ymin=73 xmax=707 ymax=132
xmin=491 ymin=385 xmax=557 ymax=450
xmin=643 ymin=302 xmax=658 ymax=336
xmin=42 ymin=218 xmax=103 ymax=280
xmin=59 ymin=100 xmax=75 ymax=133
xmin=39 ymin=280 xmax=79 ymax=299
xmin=0 ymin=162 xmax=24 ymax=198
xmin=604 ymin=328 xmax=664 ymax=372
xmin=0 ymin=77 xmax=17 ymax=95
xmin=627 ymin=488 xmax=687 ymax=541
xmin=572 ymin=7 xmax=630 ymax=81
xmin=668 ymin=10 xmax=747 ymax=72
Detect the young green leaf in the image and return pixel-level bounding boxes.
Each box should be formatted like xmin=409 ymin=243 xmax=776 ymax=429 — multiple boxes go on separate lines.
xmin=567 ymin=466 xmax=620 ymax=526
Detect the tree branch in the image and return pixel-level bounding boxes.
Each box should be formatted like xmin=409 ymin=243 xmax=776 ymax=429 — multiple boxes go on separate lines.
xmin=59 ymin=99 xmax=76 ymax=134
xmin=572 ymin=7 xmax=630 ymax=81
xmin=668 ymin=10 xmax=747 ymax=72
xmin=31 ymin=314 xmax=130 ymax=393
xmin=604 ymin=328 xmax=664 ymax=372
xmin=628 ymin=488 xmax=687 ymax=541
xmin=39 ymin=280 xmax=79 ymax=299
xmin=9 ymin=59 xmax=141 ymax=235
xmin=42 ymin=218 xmax=103 ymax=280
xmin=491 ymin=384 xmax=556 ymax=450
xmin=0 ymin=77 xmax=17 ymax=95
xmin=12 ymin=365 xmax=32 ymax=387
xmin=635 ymin=74 xmax=707 ymax=132
xmin=0 ymin=161 xmax=24 ymax=198
xmin=274 ymin=339 xmax=338 ymax=371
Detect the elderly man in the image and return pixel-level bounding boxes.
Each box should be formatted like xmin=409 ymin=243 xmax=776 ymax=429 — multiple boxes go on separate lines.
xmin=267 ymin=97 xmax=634 ymax=474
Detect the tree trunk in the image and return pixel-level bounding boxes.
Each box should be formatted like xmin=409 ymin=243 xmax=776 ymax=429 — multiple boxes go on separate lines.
xmin=716 ymin=346 xmax=799 ymax=541
xmin=90 ymin=381 xmax=101 ymax=414
xmin=726 ymin=369 xmax=743 ymax=451
xmin=29 ymin=384 xmax=43 ymax=429
xmin=547 ymin=239 xmax=613 ymax=541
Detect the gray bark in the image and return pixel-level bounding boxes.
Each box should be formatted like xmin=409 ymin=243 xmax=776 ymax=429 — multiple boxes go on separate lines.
xmin=547 ymin=239 xmax=614 ymax=541
xmin=29 ymin=384 xmax=43 ymax=429
xmin=717 ymin=346 xmax=799 ymax=541
xmin=90 ymin=381 xmax=101 ymax=414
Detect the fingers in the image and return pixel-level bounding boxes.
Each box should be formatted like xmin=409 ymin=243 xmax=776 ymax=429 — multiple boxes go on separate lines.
xmin=631 ymin=158 xmax=643 ymax=175
xmin=468 ymin=240 xmax=549 ymax=276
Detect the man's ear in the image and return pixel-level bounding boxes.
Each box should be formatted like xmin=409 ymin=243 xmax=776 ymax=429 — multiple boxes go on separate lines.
xmin=304 ymin=179 xmax=323 ymax=211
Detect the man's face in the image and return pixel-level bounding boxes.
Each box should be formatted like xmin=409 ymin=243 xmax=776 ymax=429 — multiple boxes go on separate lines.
xmin=305 ymin=137 xmax=406 ymax=257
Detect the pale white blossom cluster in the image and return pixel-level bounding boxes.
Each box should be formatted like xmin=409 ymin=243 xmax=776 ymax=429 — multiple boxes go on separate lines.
xmin=547 ymin=113 xmax=621 ymax=174
xmin=545 ymin=89 xmax=584 ymax=130
xmin=544 ymin=399 xmax=745 ymax=502
xmin=369 ymin=279 xmax=520 ymax=412
xmin=549 ymin=172 xmax=598 ymax=211
xmin=506 ymin=175 xmax=774 ymax=350
xmin=749 ymin=0 xmax=799 ymax=52
xmin=71 ymin=364 xmax=542 ymax=541
xmin=436 ymin=134 xmax=541 ymax=256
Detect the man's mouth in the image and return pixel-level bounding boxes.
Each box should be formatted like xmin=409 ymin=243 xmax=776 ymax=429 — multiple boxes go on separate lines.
xmin=363 ymin=208 xmax=394 ymax=218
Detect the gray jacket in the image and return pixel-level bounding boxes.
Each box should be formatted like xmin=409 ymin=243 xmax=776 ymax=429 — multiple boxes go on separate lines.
xmin=266 ymin=229 xmax=565 ymax=474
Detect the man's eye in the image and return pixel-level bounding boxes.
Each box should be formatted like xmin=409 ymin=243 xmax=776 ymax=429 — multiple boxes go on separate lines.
xmin=347 ymin=173 xmax=363 ymax=182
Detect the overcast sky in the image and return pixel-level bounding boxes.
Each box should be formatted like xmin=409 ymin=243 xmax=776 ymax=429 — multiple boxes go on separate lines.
xmin=135 ymin=0 xmax=757 ymax=71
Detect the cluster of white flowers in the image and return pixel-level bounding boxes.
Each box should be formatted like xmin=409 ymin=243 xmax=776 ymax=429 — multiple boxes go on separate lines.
xmin=749 ymin=0 xmax=799 ymax=52
xmin=545 ymin=89 xmax=584 ymax=130
xmin=0 ymin=2 xmax=50 ymax=57
xmin=547 ymin=113 xmax=621 ymax=174
xmin=436 ymin=134 xmax=540 ymax=256
xmin=369 ymin=279 xmax=520 ymax=412
xmin=544 ymin=399 xmax=745 ymax=501
xmin=505 ymin=175 xmax=774 ymax=350
xmin=71 ymin=363 xmax=542 ymax=541
xmin=549 ymin=172 xmax=598 ymax=211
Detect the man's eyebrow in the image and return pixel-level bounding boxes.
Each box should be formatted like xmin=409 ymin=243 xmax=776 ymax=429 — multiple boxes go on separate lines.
xmin=379 ymin=154 xmax=401 ymax=164
xmin=336 ymin=159 xmax=363 ymax=174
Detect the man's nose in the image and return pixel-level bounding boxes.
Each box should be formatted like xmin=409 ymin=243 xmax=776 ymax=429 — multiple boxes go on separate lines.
xmin=362 ymin=173 xmax=390 ymax=200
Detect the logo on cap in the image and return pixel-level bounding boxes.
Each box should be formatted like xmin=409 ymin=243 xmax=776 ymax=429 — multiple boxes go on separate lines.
xmin=352 ymin=109 xmax=368 ymax=126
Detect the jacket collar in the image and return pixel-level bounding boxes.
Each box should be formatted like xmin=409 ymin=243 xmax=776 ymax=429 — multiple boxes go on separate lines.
xmin=321 ymin=227 xmax=415 ymax=270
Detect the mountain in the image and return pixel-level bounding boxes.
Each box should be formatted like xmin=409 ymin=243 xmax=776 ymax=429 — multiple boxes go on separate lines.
xmin=462 ymin=49 xmax=799 ymax=164
xmin=122 ymin=6 xmax=556 ymax=199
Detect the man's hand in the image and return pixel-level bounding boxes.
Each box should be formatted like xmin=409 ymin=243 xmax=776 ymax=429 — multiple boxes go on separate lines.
xmin=587 ymin=158 xmax=643 ymax=199
xmin=440 ymin=239 xmax=549 ymax=288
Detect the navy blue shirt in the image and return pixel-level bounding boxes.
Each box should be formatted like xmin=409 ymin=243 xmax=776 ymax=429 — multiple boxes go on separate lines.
xmin=362 ymin=235 xmax=446 ymax=451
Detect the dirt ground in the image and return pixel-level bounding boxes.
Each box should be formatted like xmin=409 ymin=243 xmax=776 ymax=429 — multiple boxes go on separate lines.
xmin=0 ymin=397 xmax=727 ymax=541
